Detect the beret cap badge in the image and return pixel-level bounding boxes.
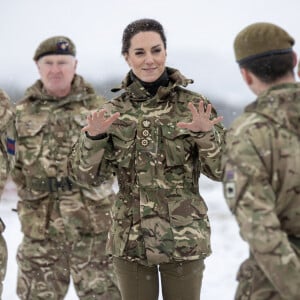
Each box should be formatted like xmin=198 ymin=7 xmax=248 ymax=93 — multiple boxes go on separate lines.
xmin=56 ymin=40 xmax=69 ymax=52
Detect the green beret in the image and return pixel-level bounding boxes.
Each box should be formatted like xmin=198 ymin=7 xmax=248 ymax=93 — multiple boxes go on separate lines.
xmin=234 ymin=22 xmax=294 ymax=65
xmin=33 ymin=36 xmax=76 ymax=61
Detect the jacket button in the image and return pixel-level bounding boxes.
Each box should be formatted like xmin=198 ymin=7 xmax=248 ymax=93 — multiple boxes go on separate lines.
xmin=141 ymin=139 xmax=149 ymax=146
xmin=142 ymin=129 xmax=150 ymax=137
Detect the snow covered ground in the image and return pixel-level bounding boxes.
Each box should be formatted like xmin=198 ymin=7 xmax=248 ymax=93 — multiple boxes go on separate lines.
xmin=0 ymin=176 xmax=248 ymax=299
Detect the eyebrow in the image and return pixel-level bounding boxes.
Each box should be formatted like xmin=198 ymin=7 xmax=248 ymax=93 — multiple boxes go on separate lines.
xmin=133 ymin=44 xmax=162 ymax=51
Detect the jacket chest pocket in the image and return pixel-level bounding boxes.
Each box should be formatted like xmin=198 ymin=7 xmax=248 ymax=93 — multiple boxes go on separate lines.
xmin=70 ymin=112 xmax=90 ymax=145
xmin=50 ymin=114 xmax=78 ymax=145
xmin=16 ymin=112 xmax=48 ymax=165
xmin=110 ymin=121 xmax=136 ymax=168
xmin=161 ymin=125 xmax=190 ymax=166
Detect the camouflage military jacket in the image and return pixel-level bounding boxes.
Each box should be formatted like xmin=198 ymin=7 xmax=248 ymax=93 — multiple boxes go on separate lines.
xmin=0 ymin=89 xmax=15 ymax=196
xmin=223 ymin=82 xmax=300 ymax=299
xmin=70 ymin=67 xmax=225 ymax=265
xmin=12 ymin=75 xmax=115 ymax=241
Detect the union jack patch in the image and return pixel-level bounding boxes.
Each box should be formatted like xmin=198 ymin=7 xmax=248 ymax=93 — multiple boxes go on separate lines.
xmin=6 ymin=137 xmax=15 ymax=155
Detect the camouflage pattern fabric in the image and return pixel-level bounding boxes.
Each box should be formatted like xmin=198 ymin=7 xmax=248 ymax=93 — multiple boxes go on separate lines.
xmin=0 ymin=89 xmax=15 ymax=299
xmin=222 ymin=82 xmax=300 ymax=299
xmin=11 ymin=76 xmax=120 ymax=299
xmin=0 ymin=89 xmax=15 ymax=194
xmin=17 ymin=234 xmax=120 ymax=300
xmin=69 ymin=67 xmax=226 ymax=267
xmin=0 ymin=235 xmax=7 ymax=299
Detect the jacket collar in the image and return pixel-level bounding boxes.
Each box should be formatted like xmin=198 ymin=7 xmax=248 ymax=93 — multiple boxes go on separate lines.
xmin=24 ymin=74 xmax=95 ymax=105
xmin=111 ymin=67 xmax=193 ymax=102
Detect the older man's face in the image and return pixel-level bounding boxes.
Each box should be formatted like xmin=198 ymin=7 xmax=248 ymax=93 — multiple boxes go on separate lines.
xmin=36 ymin=55 xmax=77 ymax=98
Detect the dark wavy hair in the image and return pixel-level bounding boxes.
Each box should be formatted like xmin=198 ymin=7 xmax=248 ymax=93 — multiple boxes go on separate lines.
xmin=240 ymin=52 xmax=295 ymax=83
xmin=121 ymin=18 xmax=167 ymax=55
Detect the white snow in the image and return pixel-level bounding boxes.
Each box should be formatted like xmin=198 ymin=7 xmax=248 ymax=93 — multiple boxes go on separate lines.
xmin=0 ymin=176 xmax=248 ymax=299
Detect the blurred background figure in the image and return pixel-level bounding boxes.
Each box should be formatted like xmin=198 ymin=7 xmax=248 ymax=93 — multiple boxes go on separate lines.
xmin=222 ymin=22 xmax=300 ymax=300
xmin=11 ymin=36 xmax=120 ymax=300
xmin=0 ymin=89 xmax=15 ymax=299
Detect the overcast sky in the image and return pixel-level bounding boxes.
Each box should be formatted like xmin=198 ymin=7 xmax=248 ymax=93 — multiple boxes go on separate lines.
xmin=1 ymin=0 xmax=300 ymax=106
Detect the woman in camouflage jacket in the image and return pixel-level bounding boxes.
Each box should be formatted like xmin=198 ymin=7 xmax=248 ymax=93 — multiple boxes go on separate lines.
xmin=69 ymin=19 xmax=225 ymax=300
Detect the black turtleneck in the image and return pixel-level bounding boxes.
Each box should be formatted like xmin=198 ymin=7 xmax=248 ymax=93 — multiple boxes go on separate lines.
xmin=130 ymin=69 xmax=169 ymax=96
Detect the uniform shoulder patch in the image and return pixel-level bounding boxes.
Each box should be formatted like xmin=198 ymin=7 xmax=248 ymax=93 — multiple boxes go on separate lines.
xmin=6 ymin=137 xmax=15 ymax=155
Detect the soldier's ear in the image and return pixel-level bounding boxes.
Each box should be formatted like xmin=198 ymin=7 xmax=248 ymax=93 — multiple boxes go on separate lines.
xmin=123 ymin=53 xmax=131 ymax=67
xmin=240 ymin=68 xmax=253 ymax=85
xmin=74 ymin=59 xmax=78 ymax=70
xmin=36 ymin=61 xmax=42 ymax=75
xmin=124 ymin=53 xmax=128 ymax=60
xmin=292 ymin=51 xmax=297 ymax=68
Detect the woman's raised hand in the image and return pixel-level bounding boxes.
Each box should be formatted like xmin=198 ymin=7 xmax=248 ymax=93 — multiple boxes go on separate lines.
xmin=177 ymin=100 xmax=223 ymax=132
xmin=82 ymin=109 xmax=120 ymax=136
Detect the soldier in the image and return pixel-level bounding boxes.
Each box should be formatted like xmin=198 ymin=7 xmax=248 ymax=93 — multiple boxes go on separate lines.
xmin=222 ymin=22 xmax=300 ymax=299
xmin=69 ymin=19 xmax=225 ymax=300
xmin=0 ymin=89 xmax=15 ymax=299
xmin=11 ymin=36 xmax=121 ymax=300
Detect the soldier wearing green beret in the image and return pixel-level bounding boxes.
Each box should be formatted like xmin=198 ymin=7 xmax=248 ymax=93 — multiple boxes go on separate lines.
xmin=69 ymin=19 xmax=225 ymax=300
xmin=11 ymin=36 xmax=121 ymax=299
xmin=0 ymin=89 xmax=16 ymax=299
xmin=222 ymin=22 xmax=300 ymax=299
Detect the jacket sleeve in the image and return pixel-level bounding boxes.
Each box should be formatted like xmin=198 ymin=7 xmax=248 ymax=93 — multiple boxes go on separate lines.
xmin=0 ymin=92 xmax=17 ymax=193
xmin=193 ymin=121 xmax=226 ymax=182
xmin=0 ymin=136 xmax=8 ymax=194
xmin=9 ymin=107 xmax=25 ymax=189
xmin=68 ymin=132 xmax=112 ymax=187
xmin=222 ymin=119 xmax=300 ymax=299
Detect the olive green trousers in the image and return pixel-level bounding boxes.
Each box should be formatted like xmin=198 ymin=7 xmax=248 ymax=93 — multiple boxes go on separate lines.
xmin=113 ymin=257 xmax=205 ymax=300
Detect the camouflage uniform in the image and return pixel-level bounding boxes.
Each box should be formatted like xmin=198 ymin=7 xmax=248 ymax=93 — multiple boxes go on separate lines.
xmin=11 ymin=75 xmax=120 ymax=300
xmin=222 ymin=83 xmax=300 ymax=299
xmin=69 ymin=67 xmax=225 ymax=267
xmin=0 ymin=89 xmax=16 ymax=299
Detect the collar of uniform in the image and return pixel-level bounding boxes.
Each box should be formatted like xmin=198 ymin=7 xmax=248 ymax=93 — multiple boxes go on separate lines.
xmin=24 ymin=74 xmax=95 ymax=104
xmin=167 ymin=67 xmax=194 ymax=87
xmin=111 ymin=67 xmax=194 ymax=101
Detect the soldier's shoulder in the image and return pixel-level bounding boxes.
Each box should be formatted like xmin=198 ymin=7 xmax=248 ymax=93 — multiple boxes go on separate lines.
xmin=15 ymin=100 xmax=28 ymax=113
xmin=0 ymin=90 xmax=15 ymax=130
xmin=84 ymin=94 xmax=108 ymax=110
xmin=176 ymin=86 xmax=210 ymax=102
xmin=104 ymin=94 xmax=126 ymax=109
xmin=0 ymin=89 xmax=10 ymax=105
xmin=228 ymin=110 xmax=270 ymax=138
